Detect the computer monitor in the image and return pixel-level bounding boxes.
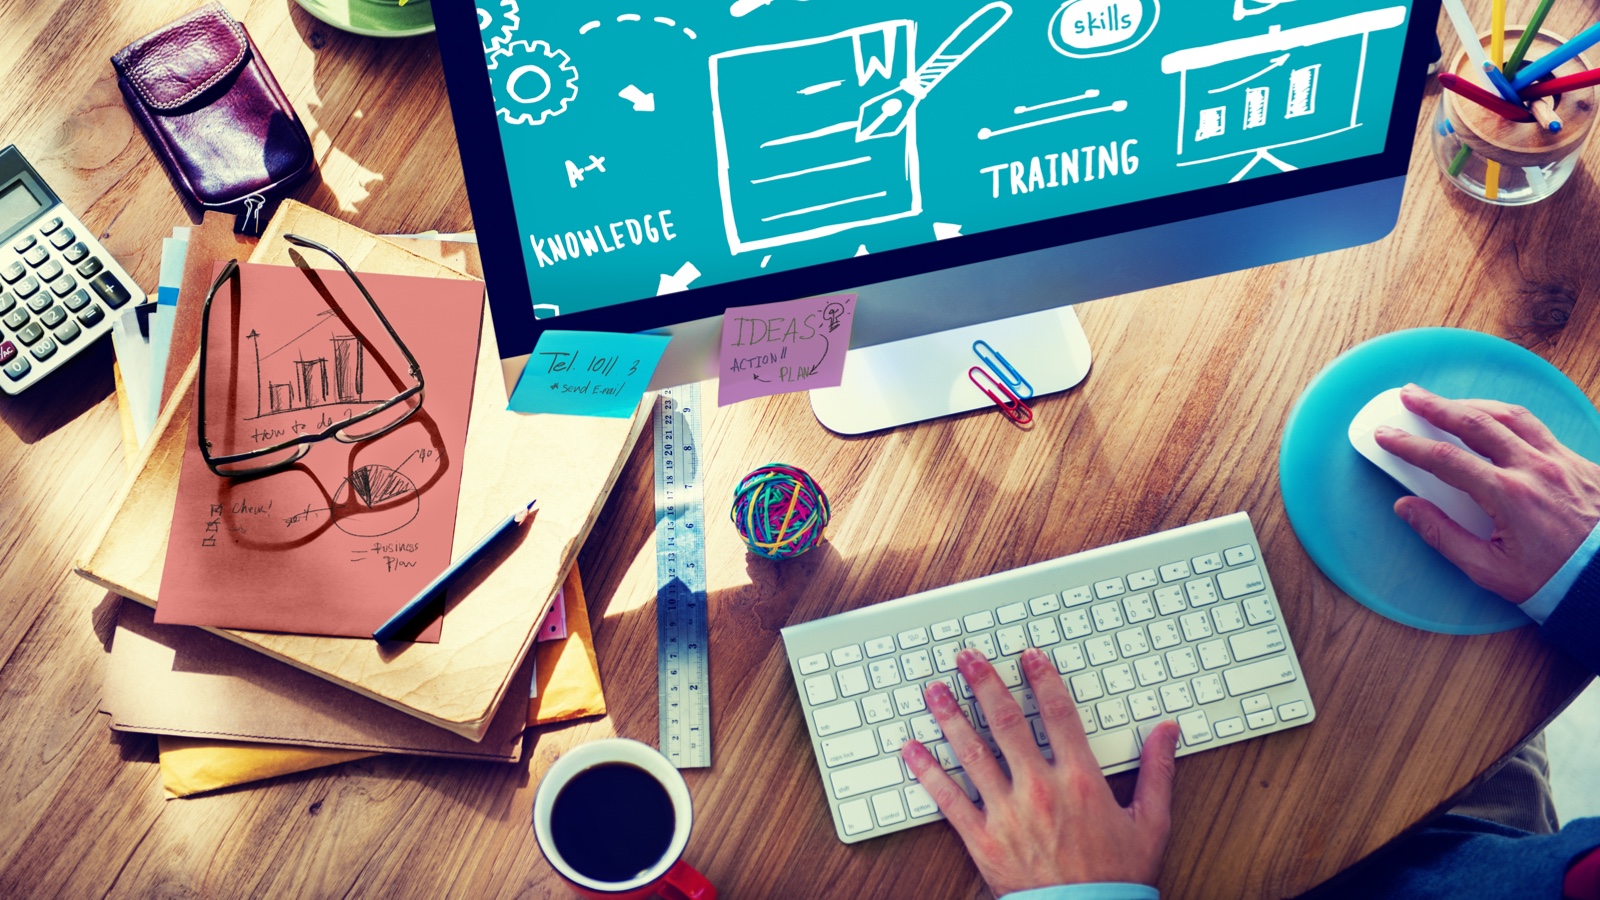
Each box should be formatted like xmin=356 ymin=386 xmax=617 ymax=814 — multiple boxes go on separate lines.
xmin=436 ymin=0 xmax=1439 ymax=432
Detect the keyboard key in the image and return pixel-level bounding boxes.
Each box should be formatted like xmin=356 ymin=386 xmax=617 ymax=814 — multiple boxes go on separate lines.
xmin=862 ymin=693 xmax=895 ymax=724
xmin=1217 ymin=564 xmax=1265 ymax=600
xmin=1013 ymin=688 xmax=1038 ymax=715
xmin=964 ymin=634 xmax=998 ymax=660
xmin=63 ymin=289 xmax=91 ymax=312
xmin=1078 ymin=705 xmax=1098 ymax=735
xmin=1059 ymin=609 xmax=1092 ymax=639
xmin=1241 ymin=694 xmax=1272 ymax=714
xmin=90 ymin=272 xmax=133 ymax=309
xmin=814 ymin=700 xmax=861 ymax=736
xmin=13 ymin=234 xmax=36 ymax=252
xmin=1085 ymin=635 xmax=1118 ymax=666
xmin=1193 ymin=674 xmax=1226 ymax=704
xmin=1177 ymin=710 xmax=1212 ymax=746
xmin=837 ymin=666 xmax=870 ymax=697
xmin=1028 ymin=618 xmax=1062 ymax=648
xmin=1192 ymin=553 xmax=1224 ymax=574
xmin=5 ymin=306 xmax=29 ymax=330
xmin=1149 ymin=620 xmax=1181 ymax=650
xmin=1028 ymin=594 xmax=1061 ymax=616
xmin=1212 ymin=603 xmax=1245 ymax=633
xmin=1229 ymin=625 xmax=1286 ymax=662
xmin=1185 ymin=577 xmax=1219 ymax=607
xmin=1134 ymin=656 xmax=1168 ymax=686
xmin=1127 ymin=569 xmax=1158 ymax=590
xmin=931 ymin=619 xmax=962 ymax=640
xmin=0 ymin=340 xmax=13 ymax=365
xmin=954 ymin=675 xmax=975 ymax=700
xmin=868 ymin=659 xmax=902 ymax=690
xmin=932 ymin=642 xmax=960 ymax=672
xmin=76 ymin=257 xmax=104 ymax=279
xmin=950 ymin=771 xmax=980 ymax=802
xmin=62 ymin=242 xmax=89 ymax=264
xmin=798 ymin=653 xmax=829 ymax=675
xmin=1062 ymin=585 xmax=1094 ymax=606
xmin=1 ymin=260 xmax=23 ymax=282
xmin=1197 ymin=640 xmax=1230 ymax=670
xmin=26 ymin=290 xmax=51 ymax=313
xmin=910 ymin=714 xmax=943 ymax=743
xmin=872 ymin=790 xmax=908 ymax=827
xmin=805 ymin=674 xmax=838 ymax=705
xmin=1087 ymin=729 xmax=1140 ymax=766
xmin=1093 ymin=577 xmax=1126 ymax=599
xmin=1246 ymin=710 xmax=1277 ymax=729
xmin=1225 ymin=544 xmax=1256 ymax=566
xmin=1102 ymin=663 xmax=1135 ymax=694
xmin=905 ymin=784 xmax=940 ymax=818
xmin=996 ymin=625 xmax=1028 ymax=655
xmin=996 ymin=602 xmax=1027 ymax=624
xmin=1069 ymin=671 xmax=1104 ymax=702
xmin=1160 ymin=560 xmax=1192 ymax=582
xmin=1090 ymin=602 xmax=1124 ymax=631
xmin=1095 ymin=697 xmax=1131 ymax=729
xmin=1214 ymin=717 xmax=1245 ymax=738
xmin=1166 ymin=647 xmax=1199 ymax=678
xmin=2 ymin=351 xmax=27 ymax=381
xmin=1154 ymin=586 xmax=1187 ymax=616
xmin=1052 ymin=643 xmax=1085 ymax=673
xmin=49 ymin=227 xmax=74 ymax=249
xmin=878 ymin=722 xmax=911 ymax=754
xmin=822 ymin=732 xmax=879 ymax=767
xmin=933 ymin=741 xmax=960 ymax=769
xmin=1243 ymin=595 xmax=1276 ymax=626
xmin=1128 ymin=690 xmax=1161 ymax=721
xmin=963 ymin=611 xmax=996 ymax=633
xmin=16 ymin=321 xmax=43 ymax=345
xmin=992 ymin=658 xmax=1022 ymax=688
xmin=1030 ymin=716 xmax=1048 ymax=745
xmin=14 ymin=274 xmax=39 ymax=298
xmin=1179 ymin=612 xmax=1212 ymax=642
xmin=1278 ymin=701 xmax=1309 ymax=721
xmin=1122 ymin=593 xmax=1156 ymax=623
xmin=37 ymin=259 xmax=62 ymax=282
xmin=897 ymin=627 xmax=929 ymax=649
xmin=1116 ymin=627 xmax=1149 ymax=658
xmin=901 ymin=649 xmax=933 ymax=680
xmin=832 ymin=645 xmax=863 ymax=666
xmin=77 ymin=302 xmax=104 ymax=328
xmin=23 ymin=244 xmax=47 ymax=266
xmin=865 ymin=636 xmax=897 ymax=658
xmin=40 ymin=305 xmax=65 ymax=328
xmin=1224 ymin=658 xmax=1296 ymax=696
xmin=893 ymin=685 xmax=926 ymax=715
xmin=839 ymin=799 xmax=874 ymax=836
xmin=39 ymin=217 xmax=62 ymax=235
xmin=0 ymin=292 xmax=12 ymax=315
xmin=1159 ymin=682 xmax=1193 ymax=712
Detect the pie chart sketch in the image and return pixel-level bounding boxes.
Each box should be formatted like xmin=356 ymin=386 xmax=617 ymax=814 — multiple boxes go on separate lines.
xmin=331 ymin=464 xmax=421 ymax=537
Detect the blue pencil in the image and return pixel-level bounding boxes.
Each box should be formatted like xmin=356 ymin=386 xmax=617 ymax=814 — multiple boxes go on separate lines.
xmin=373 ymin=499 xmax=538 ymax=641
xmin=1512 ymin=21 xmax=1600 ymax=91
xmin=1482 ymin=62 xmax=1526 ymax=103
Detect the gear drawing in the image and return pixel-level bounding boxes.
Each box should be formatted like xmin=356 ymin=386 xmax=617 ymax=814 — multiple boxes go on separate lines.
xmin=487 ymin=40 xmax=579 ymax=127
xmin=476 ymin=0 xmax=519 ymax=54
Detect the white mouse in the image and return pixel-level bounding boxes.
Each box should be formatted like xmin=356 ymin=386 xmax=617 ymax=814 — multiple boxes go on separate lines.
xmin=1348 ymin=387 xmax=1496 ymax=540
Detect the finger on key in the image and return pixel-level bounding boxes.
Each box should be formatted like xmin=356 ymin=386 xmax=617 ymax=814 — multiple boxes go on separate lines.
xmin=923 ymin=677 xmax=1009 ymax=800
xmin=1373 ymin=425 xmax=1503 ymax=510
xmin=1400 ymin=384 xmax=1528 ymax=465
xmin=957 ymin=649 xmax=1040 ymax=774
xmin=901 ymin=740 xmax=984 ymax=836
xmin=1019 ymin=648 xmax=1097 ymax=771
xmin=1457 ymin=399 xmax=1561 ymax=454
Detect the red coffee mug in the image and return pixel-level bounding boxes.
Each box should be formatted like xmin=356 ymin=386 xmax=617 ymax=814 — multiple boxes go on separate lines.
xmin=533 ymin=739 xmax=716 ymax=900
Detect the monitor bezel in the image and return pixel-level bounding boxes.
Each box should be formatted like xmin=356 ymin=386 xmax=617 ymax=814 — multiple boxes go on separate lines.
xmin=435 ymin=0 xmax=1442 ymax=361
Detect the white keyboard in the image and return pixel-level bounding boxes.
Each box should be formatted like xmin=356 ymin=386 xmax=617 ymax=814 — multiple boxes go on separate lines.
xmin=781 ymin=512 xmax=1316 ymax=843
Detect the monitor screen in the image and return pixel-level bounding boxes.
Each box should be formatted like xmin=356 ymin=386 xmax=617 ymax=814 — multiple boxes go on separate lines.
xmin=441 ymin=0 xmax=1424 ymax=356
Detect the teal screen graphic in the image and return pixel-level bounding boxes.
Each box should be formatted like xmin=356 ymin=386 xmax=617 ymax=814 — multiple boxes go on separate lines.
xmin=476 ymin=0 xmax=1414 ymax=317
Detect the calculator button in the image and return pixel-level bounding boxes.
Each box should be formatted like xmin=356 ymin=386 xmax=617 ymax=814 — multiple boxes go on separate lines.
xmin=50 ymin=275 xmax=76 ymax=298
xmin=3 ymin=354 xmax=29 ymax=381
xmin=0 ymin=340 xmax=14 ymax=365
xmin=90 ymin=272 xmax=132 ymax=308
xmin=76 ymin=257 xmax=103 ymax=279
xmin=40 ymin=305 xmax=66 ymax=328
xmin=27 ymin=291 xmax=52 ymax=313
xmin=14 ymin=275 xmax=39 ymax=298
xmin=1 ymin=261 xmax=22 ymax=282
xmin=0 ymin=292 xmax=13 ymax=316
xmin=23 ymin=244 xmax=48 ymax=267
xmin=49 ymin=227 xmax=74 ymax=249
xmin=13 ymin=234 xmax=37 ymax=253
xmin=2 ymin=306 xmax=26 ymax=330
xmin=39 ymin=216 xmax=63 ymax=235
xmin=77 ymin=303 xmax=105 ymax=328
xmin=37 ymin=259 xmax=63 ymax=282
xmin=16 ymin=321 xmax=44 ymax=345
xmin=63 ymin=289 xmax=90 ymax=312
xmin=62 ymin=242 xmax=88 ymax=264
xmin=29 ymin=335 xmax=56 ymax=361
xmin=53 ymin=319 xmax=80 ymax=345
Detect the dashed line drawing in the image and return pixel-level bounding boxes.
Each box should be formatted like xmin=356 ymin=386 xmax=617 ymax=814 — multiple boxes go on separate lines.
xmin=1235 ymin=0 xmax=1299 ymax=21
xmin=711 ymin=3 xmax=1011 ymax=254
xmin=476 ymin=0 xmax=520 ymax=54
xmin=579 ymin=13 xmax=698 ymax=39
xmin=1160 ymin=6 xmax=1406 ymax=182
xmin=979 ymin=90 xmax=1128 ymax=140
xmin=488 ymin=40 xmax=580 ymax=126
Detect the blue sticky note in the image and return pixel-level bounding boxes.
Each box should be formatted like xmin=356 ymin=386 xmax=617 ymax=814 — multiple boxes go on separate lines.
xmin=509 ymin=331 xmax=672 ymax=417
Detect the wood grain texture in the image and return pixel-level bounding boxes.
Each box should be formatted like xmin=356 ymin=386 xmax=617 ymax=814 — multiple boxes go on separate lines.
xmin=0 ymin=0 xmax=1597 ymax=897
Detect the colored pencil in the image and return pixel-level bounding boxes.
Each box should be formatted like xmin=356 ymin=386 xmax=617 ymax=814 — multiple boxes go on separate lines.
xmin=1512 ymin=22 xmax=1600 ymax=91
xmin=1506 ymin=0 xmax=1558 ymax=74
xmin=1522 ymin=67 xmax=1600 ymax=99
xmin=1483 ymin=62 xmax=1526 ymax=103
xmin=1528 ymin=95 xmax=1563 ymax=131
xmin=1438 ymin=72 xmax=1535 ymax=121
xmin=1486 ymin=159 xmax=1502 ymax=199
xmin=1441 ymin=0 xmax=1495 ymax=71
xmin=372 ymin=499 xmax=538 ymax=641
xmin=1449 ymin=145 xmax=1474 ymax=176
xmin=1491 ymin=0 xmax=1507 ymax=70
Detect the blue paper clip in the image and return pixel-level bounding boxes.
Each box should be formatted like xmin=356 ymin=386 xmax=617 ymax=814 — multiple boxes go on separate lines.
xmin=973 ymin=340 xmax=1034 ymax=400
xmin=970 ymin=366 xmax=1033 ymax=426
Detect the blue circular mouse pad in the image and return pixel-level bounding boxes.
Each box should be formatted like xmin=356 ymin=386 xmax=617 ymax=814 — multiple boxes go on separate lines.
xmin=1281 ymin=328 xmax=1600 ymax=635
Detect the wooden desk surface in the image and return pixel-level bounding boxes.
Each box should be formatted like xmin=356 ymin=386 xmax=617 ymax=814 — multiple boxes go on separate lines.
xmin=0 ymin=1 xmax=1595 ymax=896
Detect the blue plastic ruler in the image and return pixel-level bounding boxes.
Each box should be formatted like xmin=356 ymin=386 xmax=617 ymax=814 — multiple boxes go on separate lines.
xmin=653 ymin=384 xmax=711 ymax=769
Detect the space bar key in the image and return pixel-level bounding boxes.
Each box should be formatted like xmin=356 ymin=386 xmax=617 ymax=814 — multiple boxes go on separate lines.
xmin=1087 ymin=730 xmax=1141 ymax=768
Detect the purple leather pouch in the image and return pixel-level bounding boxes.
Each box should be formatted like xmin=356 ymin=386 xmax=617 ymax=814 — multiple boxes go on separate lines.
xmin=111 ymin=4 xmax=315 ymax=236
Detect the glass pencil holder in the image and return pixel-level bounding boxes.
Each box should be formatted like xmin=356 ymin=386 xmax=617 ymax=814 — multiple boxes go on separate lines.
xmin=1433 ymin=27 xmax=1596 ymax=206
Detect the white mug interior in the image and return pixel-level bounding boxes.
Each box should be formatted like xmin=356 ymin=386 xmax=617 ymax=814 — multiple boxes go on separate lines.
xmin=532 ymin=738 xmax=694 ymax=893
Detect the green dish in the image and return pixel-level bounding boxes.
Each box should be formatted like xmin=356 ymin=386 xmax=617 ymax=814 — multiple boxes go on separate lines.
xmin=294 ymin=0 xmax=435 ymax=38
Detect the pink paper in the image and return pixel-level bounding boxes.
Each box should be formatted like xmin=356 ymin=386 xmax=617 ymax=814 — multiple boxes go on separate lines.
xmin=153 ymin=262 xmax=484 ymax=640
xmin=717 ymin=294 xmax=856 ymax=406
xmin=538 ymin=588 xmax=568 ymax=642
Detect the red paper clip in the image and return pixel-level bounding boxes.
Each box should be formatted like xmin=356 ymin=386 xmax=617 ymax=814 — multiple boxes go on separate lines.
xmin=969 ymin=366 xmax=1033 ymax=425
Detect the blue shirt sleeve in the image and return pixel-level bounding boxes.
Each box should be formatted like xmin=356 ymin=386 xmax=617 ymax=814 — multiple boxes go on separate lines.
xmin=1521 ymin=520 xmax=1600 ymax=624
xmin=1001 ymin=885 xmax=1158 ymax=900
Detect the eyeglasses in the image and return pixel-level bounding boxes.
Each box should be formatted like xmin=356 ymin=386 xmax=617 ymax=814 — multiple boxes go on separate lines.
xmin=197 ymin=235 xmax=426 ymax=478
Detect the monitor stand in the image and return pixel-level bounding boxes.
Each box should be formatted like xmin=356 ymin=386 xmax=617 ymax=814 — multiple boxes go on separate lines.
xmin=810 ymin=305 xmax=1091 ymax=435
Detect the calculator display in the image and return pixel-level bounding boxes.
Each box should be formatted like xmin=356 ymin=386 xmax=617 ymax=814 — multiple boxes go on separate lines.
xmin=0 ymin=181 xmax=43 ymax=236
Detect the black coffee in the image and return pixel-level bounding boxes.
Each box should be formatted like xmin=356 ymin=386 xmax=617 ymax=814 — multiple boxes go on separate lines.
xmin=549 ymin=763 xmax=676 ymax=884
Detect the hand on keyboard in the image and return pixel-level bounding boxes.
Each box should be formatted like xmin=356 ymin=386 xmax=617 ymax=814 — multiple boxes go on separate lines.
xmin=1375 ymin=385 xmax=1600 ymax=604
xmin=902 ymin=647 xmax=1181 ymax=896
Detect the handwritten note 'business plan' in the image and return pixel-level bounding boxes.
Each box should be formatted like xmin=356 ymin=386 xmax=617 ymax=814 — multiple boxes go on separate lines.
xmin=509 ymin=331 xmax=672 ymax=417
xmin=717 ymin=294 xmax=856 ymax=406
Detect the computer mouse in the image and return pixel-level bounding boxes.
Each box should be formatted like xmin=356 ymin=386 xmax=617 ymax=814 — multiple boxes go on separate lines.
xmin=1348 ymin=387 xmax=1496 ymax=540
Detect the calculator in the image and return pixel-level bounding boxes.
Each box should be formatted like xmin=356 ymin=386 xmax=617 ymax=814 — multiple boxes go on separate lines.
xmin=0 ymin=145 xmax=142 ymax=394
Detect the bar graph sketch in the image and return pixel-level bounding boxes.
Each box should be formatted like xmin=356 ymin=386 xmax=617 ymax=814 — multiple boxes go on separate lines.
xmin=245 ymin=311 xmax=380 ymax=421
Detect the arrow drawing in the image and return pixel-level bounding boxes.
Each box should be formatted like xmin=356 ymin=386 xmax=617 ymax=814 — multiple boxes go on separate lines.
xmin=1208 ymin=53 xmax=1291 ymax=94
xmin=658 ymin=262 xmax=703 ymax=295
xmin=934 ymin=223 xmax=963 ymax=240
xmin=619 ymin=84 xmax=657 ymax=111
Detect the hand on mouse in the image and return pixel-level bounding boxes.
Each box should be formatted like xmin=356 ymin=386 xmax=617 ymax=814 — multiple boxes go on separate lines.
xmin=901 ymin=647 xmax=1181 ymax=895
xmin=1373 ymin=384 xmax=1600 ymax=604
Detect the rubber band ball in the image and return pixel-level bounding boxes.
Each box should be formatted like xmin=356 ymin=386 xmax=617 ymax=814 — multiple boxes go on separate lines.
xmin=730 ymin=464 xmax=831 ymax=560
